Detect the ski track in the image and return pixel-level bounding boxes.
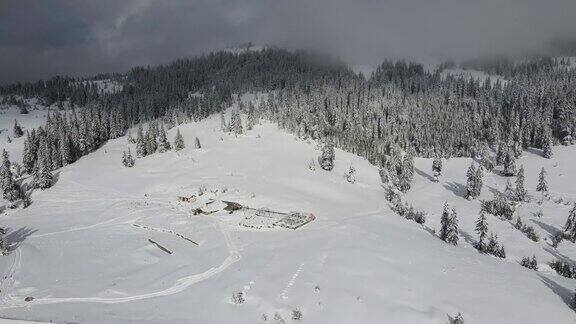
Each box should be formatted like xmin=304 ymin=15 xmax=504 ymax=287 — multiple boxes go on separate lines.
xmin=279 ymin=263 xmax=305 ymax=301
xmin=0 ymin=218 xmax=240 ymax=308
xmin=1 ymin=180 xmax=240 ymax=309
xmin=132 ymin=223 xmax=199 ymax=245
xmin=0 ymin=249 xmax=21 ymax=306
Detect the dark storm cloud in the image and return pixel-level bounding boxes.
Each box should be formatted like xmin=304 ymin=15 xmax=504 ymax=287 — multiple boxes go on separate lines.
xmin=1 ymin=0 xmax=575 ymax=84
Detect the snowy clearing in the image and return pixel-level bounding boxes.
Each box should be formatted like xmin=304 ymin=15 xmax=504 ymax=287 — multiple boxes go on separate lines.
xmin=1 ymin=106 xmax=576 ymax=323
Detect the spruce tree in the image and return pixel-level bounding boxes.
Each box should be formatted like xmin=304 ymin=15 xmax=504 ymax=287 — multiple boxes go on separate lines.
xmin=173 ymin=128 xmax=185 ymax=151
xmin=536 ymin=167 xmax=548 ymax=205
xmin=536 ymin=167 xmax=548 ymax=194
xmin=157 ymin=126 xmax=171 ymax=153
xmin=440 ymin=204 xmax=459 ymax=245
xmin=194 ymin=137 xmax=201 ymax=149
xmin=465 ymin=163 xmax=477 ymax=199
xmin=474 ymin=165 xmax=484 ymax=198
xmin=565 ymin=204 xmax=576 ymax=242
xmin=136 ymin=125 xmax=146 ymax=157
xmin=432 ymin=157 xmax=442 ymax=182
xmin=345 ymin=165 xmax=356 ymax=184
xmin=503 ymin=148 xmax=517 ymax=176
xmin=453 ymin=313 xmax=465 ymax=324
xmin=246 ymin=102 xmax=257 ymax=130
xmin=475 ymin=211 xmax=489 ymax=251
xmin=447 ymin=208 xmax=459 ymax=245
xmin=145 ymin=128 xmax=158 ymax=154
xmin=0 ymin=227 xmax=8 ymax=255
xmin=504 ymin=180 xmax=515 ymax=201
xmin=220 ymin=111 xmax=228 ymax=132
xmin=398 ymin=150 xmax=414 ymax=192
xmin=61 ymin=134 xmax=72 ymax=166
xmin=0 ymin=149 xmax=9 ymax=185
xmin=1 ymin=150 xmax=21 ymax=205
xmin=122 ymin=149 xmax=135 ymax=167
xmin=542 ymin=131 xmax=553 ymax=159
xmin=486 ymin=233 xmax=498 ymax=254
xmin=22 ymin=134 xmax=36 ymax=174
xmin=34 ymin=139 xmax=53 ymax=190
xmin=13 ymin=119 xmax=23 ymax=138
xmin=515 ymin=166 xmax=527 ymax=201
xmin=440 ymin=203 xmax=451 ymax=242
xmin=231 ymin=110 xmax=243 ymax=134
xmin=318 ymin=141 xmax=335 ymax=171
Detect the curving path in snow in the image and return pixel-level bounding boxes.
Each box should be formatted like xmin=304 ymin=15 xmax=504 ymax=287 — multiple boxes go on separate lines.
xmin=0 ymin=219 xmax=239 ymax=308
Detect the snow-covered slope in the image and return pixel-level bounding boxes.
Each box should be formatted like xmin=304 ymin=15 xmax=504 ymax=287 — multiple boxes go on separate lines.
xmin=0 ymin=104 xmax=48 ymax=162
xmin=1 ymin=108 xmax=576 ymax=323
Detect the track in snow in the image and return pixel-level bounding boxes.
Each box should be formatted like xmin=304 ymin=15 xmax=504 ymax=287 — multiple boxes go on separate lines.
xmin=0 ymin=220 xmax=239 ymax=308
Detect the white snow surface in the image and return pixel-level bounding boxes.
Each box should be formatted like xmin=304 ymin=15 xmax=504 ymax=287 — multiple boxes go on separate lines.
xmin=0 ymin=105 xmax=48 ymax=162
xmin=1 ymin=104 xmax=576 ymax=323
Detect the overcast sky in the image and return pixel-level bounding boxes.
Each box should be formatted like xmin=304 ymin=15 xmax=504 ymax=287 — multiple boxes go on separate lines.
xmin=1 ymin=0 xmax=575 ymax=84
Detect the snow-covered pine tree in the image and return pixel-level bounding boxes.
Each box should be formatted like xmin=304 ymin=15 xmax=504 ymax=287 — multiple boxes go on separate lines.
xmin=440 ymin=203 xmax=459 ymax=245
xmin=308 ymin=158 xmax=316 ymax=171
xmin=515 ymin=165 xmax=527 ymax=201
xmin=230 ymin=110 xmax=243 ymax=134
xmin=502 ymin=147 xmax=517 ymax=176
xmin=504 ymin=180 xmax=515 ymax=201
xmin=13 ymin=119 xmax=23 ymax=138
xmin=0 ymin=227 xmax=8 ymax=255
xmin=220 ymin=111 xmax=228 ymax=132
xmin=465 ymin=163 xmax=477 ymax=199
xmin=453 ymin=313 xmax=465 ymax=324
xmin=542 ymin=130 xmax=553 ymax=159
xmin=432 ymin=157 xmax=442 ymax=182
xmin=480 ymin=146 xmax=494 ymax=172
xmin=474 ymin=165 xmax=484 ymax=198
xmin=22 ymin=133 xmax=36 ymax=174
xmin=34 ymin=138 xmax=53 ymax=190
xmin=440 ymin=203 xmax=450 ymax=241
xmin=475 ymin=210 xmax=488 ymax=251
xmin=486 ymin=233 xmax=498 ymax=254
xmin=127 ymin=131 xmax=135 ymax=144
xmin=398 ymin=150 xmax=414 ymax=192
xmin=318 ymin=141 xmax=335 ymax=171
xmin=520 ymin=256 xmax=538 ymax=270
xmin=173 ymin=128 xmax=185 ymax=151
xmin=122 ymin=149 xmax=135 ymax=167
xmin=345 ymin=165 xmax=356 ymax=184
xmin=51 ymin=142 xmax=62 ymax=170
xmin=0 ymin=149 xmax=9 ymax=185
xmin=447 ymin=208 xmax=459 ymax=245
xmin=135 ymin=125 xmax=146 ymax=157
xmin=145 ymin=127 xmax=158 ymax=154
xmin=536 ymin=168 xmax=548 ymax=203
xmin=0 ymin=150 xmax=20 ymax=205
xmin=565 ymin=204 xmax=576 ymax=242
xmin=194 ymin=137 xmax=201 ymax=149
xmin=157 ymin=126 xmax=171 ymax=153
xmin=246 ymin=102 xmax=257 ymax=130
xmin=59 ymin=131 xmax=72 ymax=166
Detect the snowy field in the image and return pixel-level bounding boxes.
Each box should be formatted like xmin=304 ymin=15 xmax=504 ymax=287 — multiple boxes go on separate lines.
xmin=0 ymin=103 xmax=48 ymax=162
xmin=1 ymin=100 xmax=576 ymax=323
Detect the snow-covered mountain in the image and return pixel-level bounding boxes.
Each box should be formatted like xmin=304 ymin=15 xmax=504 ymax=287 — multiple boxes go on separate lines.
xmin=1 ymin=95 xmax=576 ymax=323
